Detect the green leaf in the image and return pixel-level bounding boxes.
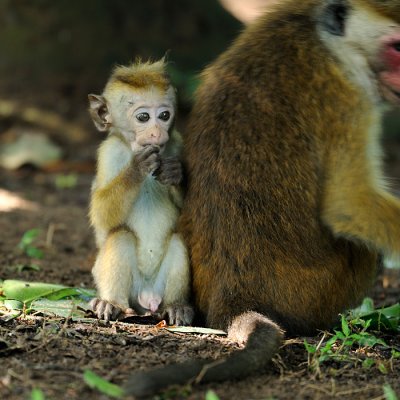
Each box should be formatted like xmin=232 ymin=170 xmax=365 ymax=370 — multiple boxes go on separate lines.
xmin=304 ymin=339 xmax=316 ymax=354
xmin=205 ymin=390 xmax=220 ymax=400
xmin=83 ymin=370 xmax=124 ymax=398
xmin=343 ymin=339 xmax=355 ymax=347
xmin=30 ymin=298 xmax=87 ymax=319
xmin=31 ymin=388 xmax=45 ymax=400
xmin=45 ymin=287 xmax=95 ymax=301
xmin=18 ymin=229 xmax=40 ymax=248
xmin=349 ymin=299 xmax=400 ymax=332
xmin=357 ymin=333 xmax=387 ymax=348
xmin=341 ymin=315 xmax=351 ymax=336
xmin=3 ymin=299 xmax=24 ymax=310
xmin=378 ymin=363 xmax=389 ymax=374
xmin=362 ymin=358 xmax=375 ymax=369
xmin=26 ymin=247 xmax=44 ymax=259
xmin=2 ymin=280 xmax=68 ymax=303
xmin=356 ymin=297 xmax=375 ymax=314
xmin=1 ymin=280 xmax=95 ymax=305
xmin=383 ymin=384 xmax=399 ymax=400
xmin=362 ymin=319 xmax=372 ymax=330
xmin=0 ymin=300 xmax=22 ymax=321
xmin=392 ymin=350 xmax=400 ymax=359
xmin=325 ymin=335 xmax=338 ymax=348
xmin=319 ymin=354 xmax=331 ymax=363
xmin=335 ymin=330 xmax=346 ymax=340
xmin=380 ymin=303 xmax=400 ymax=319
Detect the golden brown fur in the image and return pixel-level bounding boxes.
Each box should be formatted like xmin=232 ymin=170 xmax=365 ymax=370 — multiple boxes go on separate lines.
xmin=106 ymin=59 xmax=170 ymax=93
xmin=182 ymin=0 xmax=381 ymax=334
xmin=88 ymin=60 xmax=192 ymax=325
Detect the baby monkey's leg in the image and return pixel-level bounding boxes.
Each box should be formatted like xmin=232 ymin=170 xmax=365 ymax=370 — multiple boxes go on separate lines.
xmin=156 ymin=233 xmax=193 ymax=326
xmin=91 ymin=230 xmax=136 ymax=321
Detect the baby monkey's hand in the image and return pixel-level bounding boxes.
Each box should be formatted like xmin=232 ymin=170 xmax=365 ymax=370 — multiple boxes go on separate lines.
xmin=153 ymin=157 xmax=183 ymax=186
xmin=132 ymin=145 xmax=161 ymax=180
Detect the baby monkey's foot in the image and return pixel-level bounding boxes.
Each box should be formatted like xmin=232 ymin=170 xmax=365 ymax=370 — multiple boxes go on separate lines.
xmin=90 ymin=298 xmax=135 ymax=322
xmin=162 ymin=304 xmax=194 ymax=326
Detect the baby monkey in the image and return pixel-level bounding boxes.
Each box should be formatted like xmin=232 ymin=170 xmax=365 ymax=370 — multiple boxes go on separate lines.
xmin=88 ymin=59 xmax=193 ymax=325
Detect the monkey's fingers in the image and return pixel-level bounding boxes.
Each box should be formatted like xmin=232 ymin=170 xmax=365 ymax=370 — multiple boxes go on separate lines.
xmin=155 ymin=167 xmax=182 ymax=185
xmin=104 ymin=302 xmax=124 ymax=322
xmin=161 ymin=157 xmax=181 ymax=168
xmin=90 ymin=298 xmax=123 ymax=322
xmin=124 ymin=307 xmax=137 ymax=316
xmin=89 ymin=297 xmax=100 ymax=311
xmin=146 ymin=159 xmax=161 ymax=175
xmin=93 ymin=299 xmax=107 ymax=320
xmin=163 ymin=305 xmax=194 ymax=326
xmin=136 ymin=144 xmax=160 ymax=161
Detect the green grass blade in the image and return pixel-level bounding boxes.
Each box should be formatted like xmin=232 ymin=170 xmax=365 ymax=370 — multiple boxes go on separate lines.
xmin=83 ymin=370 xmax=124 ymax=398
xmin=383 ymin=384 xmax=398 ymax=400
xmin=31 ymin=388 xmax=45 ymax=400
xmin=205 ymin=390 xmax=221 ymax=400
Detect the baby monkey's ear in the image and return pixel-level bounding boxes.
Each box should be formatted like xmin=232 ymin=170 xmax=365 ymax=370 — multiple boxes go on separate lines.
xmin=88 ymin=94 xmax=112 ymax=132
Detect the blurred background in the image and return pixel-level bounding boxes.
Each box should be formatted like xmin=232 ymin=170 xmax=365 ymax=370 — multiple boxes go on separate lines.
xmin=0 ymin=0 xmax=241 ymax=135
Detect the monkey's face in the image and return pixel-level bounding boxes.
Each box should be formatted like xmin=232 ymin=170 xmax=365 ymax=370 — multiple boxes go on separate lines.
xmin=121 ymin=86 xmax=176 ymax=153
xmin=88 ymin=85 xmax=176 ymax=152
xmin=378 ymin=34 xmax=400 ymax=105
xmin=317 ymin=0 xmax=400 ymax=106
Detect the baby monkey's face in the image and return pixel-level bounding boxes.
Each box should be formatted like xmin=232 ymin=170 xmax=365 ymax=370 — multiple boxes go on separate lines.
xmin=113 ymin=86 xmax=176 ymax=153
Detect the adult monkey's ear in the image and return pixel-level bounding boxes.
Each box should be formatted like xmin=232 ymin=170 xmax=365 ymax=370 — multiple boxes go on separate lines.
xmin=88 ymin=94 xmax=112 ymax=132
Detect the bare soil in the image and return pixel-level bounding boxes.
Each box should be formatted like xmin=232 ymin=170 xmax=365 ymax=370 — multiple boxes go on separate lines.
xmin=0 ymin=137 xmax=399 ymax=400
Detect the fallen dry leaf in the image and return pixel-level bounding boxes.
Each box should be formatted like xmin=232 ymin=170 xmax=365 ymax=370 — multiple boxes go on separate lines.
xmin=155 ymin=320 xmax=168 ymax=329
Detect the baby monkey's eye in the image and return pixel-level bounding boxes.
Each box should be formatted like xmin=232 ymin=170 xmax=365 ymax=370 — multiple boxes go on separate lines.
xmin=136 ymin=112 xmax=150 ymax=122
xmin=158 ymin=111 xmax=170 ymax=121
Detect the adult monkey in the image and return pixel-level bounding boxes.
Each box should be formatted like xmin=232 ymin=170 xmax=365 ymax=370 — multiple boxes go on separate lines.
xmin=126 ymin=0 xmax=400 ymax=396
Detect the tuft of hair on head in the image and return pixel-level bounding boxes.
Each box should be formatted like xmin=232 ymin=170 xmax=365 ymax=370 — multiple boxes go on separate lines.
xmin=106 ymin=58 xmax=171 ymax=93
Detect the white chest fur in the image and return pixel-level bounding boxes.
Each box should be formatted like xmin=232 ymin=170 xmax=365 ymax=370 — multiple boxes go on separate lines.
xmin=128 ymin=175 xmax=179 ymax=276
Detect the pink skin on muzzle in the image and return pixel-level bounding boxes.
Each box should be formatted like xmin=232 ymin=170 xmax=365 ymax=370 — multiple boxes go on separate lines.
xmin=379 ymin=33 xmax=400 ymax=103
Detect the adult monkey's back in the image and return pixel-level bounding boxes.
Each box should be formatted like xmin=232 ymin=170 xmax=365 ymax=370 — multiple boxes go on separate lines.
xmin=126 ymin=0 xmax=400 ymax=395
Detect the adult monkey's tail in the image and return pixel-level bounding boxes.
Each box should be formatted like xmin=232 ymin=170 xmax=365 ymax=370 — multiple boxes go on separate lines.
xmin=124 ymin=311 xmax=284 ymax=398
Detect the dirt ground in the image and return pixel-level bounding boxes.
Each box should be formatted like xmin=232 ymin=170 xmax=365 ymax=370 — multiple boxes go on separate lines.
xmin=0 ymin=128 xmax=400 ymax=399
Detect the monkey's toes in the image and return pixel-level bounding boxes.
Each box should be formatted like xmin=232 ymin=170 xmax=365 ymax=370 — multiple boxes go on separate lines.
xmin=164 ymin=305 xmax=194 ymax=326
xmin=89 ymin=298 xmax=124 ymax=322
